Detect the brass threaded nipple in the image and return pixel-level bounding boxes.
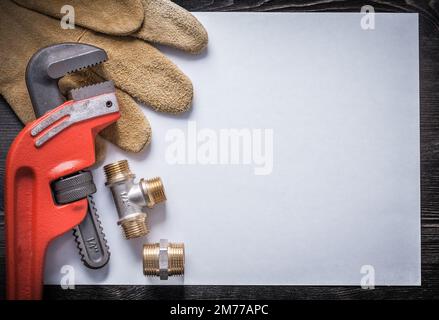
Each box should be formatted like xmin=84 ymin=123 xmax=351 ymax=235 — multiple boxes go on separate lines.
xmin=120 ymin=214 xmax=148 ymax=239
xmin=168 ymin=243 xmax=185 ymax=276
xmin=143 ymin=240 xmax=185 ymax=279
xmin=143 ymin=243 xmax=160 ymax=276
xmin=104 ymin=160 xmax=133 ymax=185
xmin=142 ymin=177 xmax=166 ymax=208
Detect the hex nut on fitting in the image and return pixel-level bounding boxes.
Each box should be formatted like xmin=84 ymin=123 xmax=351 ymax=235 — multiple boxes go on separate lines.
xmin=143 ymin=240 xmax=185 ymax=280
xmin=104 ymin=160 xmax=166 ymax=239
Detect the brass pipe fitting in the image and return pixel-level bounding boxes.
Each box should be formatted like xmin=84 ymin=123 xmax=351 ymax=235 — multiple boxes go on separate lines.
xmin=104 ymin=160 xmax=166 ymax=239
xmin=143 ymin=239 xmax=185 ymax=280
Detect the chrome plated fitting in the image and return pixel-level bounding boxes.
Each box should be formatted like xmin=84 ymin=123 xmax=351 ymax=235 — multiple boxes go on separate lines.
xmin=104 ymin=160 xmax=166 ymax=239
xmin=143 ymin=239 xmax=185 ymax=280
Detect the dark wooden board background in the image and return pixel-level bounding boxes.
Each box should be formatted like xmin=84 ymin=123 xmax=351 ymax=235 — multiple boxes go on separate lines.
xmin=1 ymin=0 xmax=438 ymax=299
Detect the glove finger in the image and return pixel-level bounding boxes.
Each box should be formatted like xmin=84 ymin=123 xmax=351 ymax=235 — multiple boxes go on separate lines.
xmin=133 ymin=0 xmax=208 ymax=54
xmin=80 ymin=31 xmax=193 ymax=114
xmin=100 ymin=89 xmax=152 ymax=153
xmin=59 ymin=71 xmax=152 ymax=153
xmin=13 ymin=0 xmax=144 ymax=35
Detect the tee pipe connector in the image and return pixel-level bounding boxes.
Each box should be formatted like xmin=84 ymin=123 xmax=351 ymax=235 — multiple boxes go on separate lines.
xmin=104 ymin=160 xmax=166 ymax=239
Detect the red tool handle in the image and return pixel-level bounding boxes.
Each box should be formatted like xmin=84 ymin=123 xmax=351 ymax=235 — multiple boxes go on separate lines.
xmin=5 ymin=99 xmax=119 ymax=299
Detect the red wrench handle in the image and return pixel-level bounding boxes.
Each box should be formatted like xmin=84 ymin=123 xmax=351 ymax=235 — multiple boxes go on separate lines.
xmin=5 ymin=98 xmax=119 ymax=299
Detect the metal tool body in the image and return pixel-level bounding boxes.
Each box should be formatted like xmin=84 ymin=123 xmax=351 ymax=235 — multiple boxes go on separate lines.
xmin=28 ymin=44 xmax=112 ymax=269
xmin=5 ymin=43 xmax=120 ymax=299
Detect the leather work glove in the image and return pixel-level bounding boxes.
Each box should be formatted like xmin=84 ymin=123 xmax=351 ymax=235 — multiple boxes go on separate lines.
xmin=0 ymin=0 xmax=207 ymax=161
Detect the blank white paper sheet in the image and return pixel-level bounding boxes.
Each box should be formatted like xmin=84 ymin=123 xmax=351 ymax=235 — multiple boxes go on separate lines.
xmin=45 ymin=12 xmax=420 ymax=285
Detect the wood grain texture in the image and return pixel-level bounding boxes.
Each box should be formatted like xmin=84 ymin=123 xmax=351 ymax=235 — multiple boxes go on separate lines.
xmin=1 ymin=0 xmax=438 ymax=299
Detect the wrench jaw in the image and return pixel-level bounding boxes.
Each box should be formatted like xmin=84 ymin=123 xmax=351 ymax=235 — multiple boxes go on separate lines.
xmin=69 ymin=80 xmax=116 ymax=101
xmin=26 ymin=43 xmax=109 ymax=118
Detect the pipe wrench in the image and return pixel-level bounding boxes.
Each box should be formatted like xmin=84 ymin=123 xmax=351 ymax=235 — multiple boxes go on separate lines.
xmin=5 ymin=43 xmax=120 ymax=299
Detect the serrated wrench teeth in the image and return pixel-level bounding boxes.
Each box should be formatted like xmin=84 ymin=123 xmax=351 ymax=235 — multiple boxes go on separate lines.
xmin=46 ymin=45 xmax=108 ymax=79
xmin=69 ymin=80 xmax=116 ymax=101
xmin=73 ymin=196 xmax=110 ymax=269
xmin=26 ymin=43 xmax=109 ymax=118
